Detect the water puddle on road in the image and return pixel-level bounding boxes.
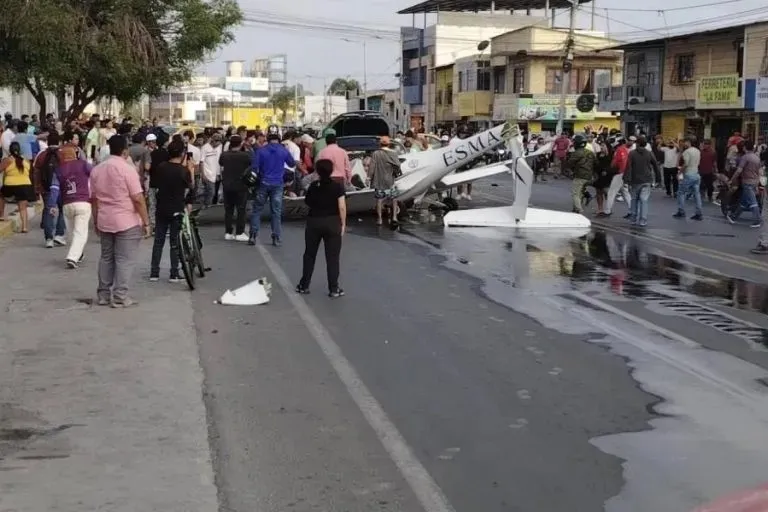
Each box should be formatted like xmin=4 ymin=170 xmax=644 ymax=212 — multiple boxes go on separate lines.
xmin=396 ymin=225 xmax=768 ymax=511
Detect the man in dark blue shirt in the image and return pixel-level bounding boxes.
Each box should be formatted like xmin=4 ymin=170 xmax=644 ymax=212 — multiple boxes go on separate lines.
xmin=249 ymin=126 xmax=295 ymax=246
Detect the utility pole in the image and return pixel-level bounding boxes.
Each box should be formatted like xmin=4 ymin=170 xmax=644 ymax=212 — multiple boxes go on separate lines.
xmin=556 ymin=2 xmax=577 ymax=136
xmin=294 ymin=82 xmax=299 ymax=125
xmin=363 ymin=40 xmax=368 ymax=110
xmin=323 ymin=77 xmax=328 ymax=122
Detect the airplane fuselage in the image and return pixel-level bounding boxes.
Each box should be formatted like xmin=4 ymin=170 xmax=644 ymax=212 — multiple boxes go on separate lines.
xmin=393 ymin=122 xmax=513 ymax=202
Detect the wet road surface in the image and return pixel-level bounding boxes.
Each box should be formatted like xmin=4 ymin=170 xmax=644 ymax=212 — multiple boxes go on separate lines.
xmin=190 ymin=178 xmax=768 ymax=512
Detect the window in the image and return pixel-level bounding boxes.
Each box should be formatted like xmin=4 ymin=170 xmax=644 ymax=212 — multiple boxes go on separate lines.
xmin=545 ymin=67 xmax=608 ymax=94
xmin=493 ymin=67 xmax=506 ymax=93
xmin=674 ymin=54 xmax=695 ymax=84
xmin=512 ymin=68 xmax=525 ymax=93
xmin=626 ymin=53 xmax=646 ymax=85
xmin=458 ymin=71 xmax=463 ymax=92
xmin=477 ymin=68 xmax=491 ymax=91
xmin=546 ymin=68 xmax=563 ymax=94
xmin=446 ymin=83 xmax=453 ymax=105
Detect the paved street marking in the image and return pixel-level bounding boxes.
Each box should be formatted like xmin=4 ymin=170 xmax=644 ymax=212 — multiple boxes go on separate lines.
xmin=561 ymin=291 xmax=768 ymax=410
xmin=473 ymin=190 xmax=768 ymax=273
xmin=256 ymin=244 xmax=456 ymax=512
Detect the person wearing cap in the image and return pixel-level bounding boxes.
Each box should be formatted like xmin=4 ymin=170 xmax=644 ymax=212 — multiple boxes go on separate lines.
xmin=218 ymin=135 xmax=251 ymax=242
xmin=316 ymin=132 xmax=352 ymax=188
xmin=249 ymin=127 xmax=296 ymax=246
xmin=440 ymin=134 xmax=450 ymax=147
xmin=200 ymin=133 xmax=223 ymax=206
xmin=312 ymin=127 xmax=335 ymax=161
xmin=128 ymin=132 xmax=152 ymax=188
xmin=146 ymin=133 xmax=167 ymax=232
xmin=368 ymin=135 xmax=403 ymax=225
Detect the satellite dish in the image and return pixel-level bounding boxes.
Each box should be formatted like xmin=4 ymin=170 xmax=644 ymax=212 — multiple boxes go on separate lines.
xmin=477 ymin=40 xmax=490 ymax=52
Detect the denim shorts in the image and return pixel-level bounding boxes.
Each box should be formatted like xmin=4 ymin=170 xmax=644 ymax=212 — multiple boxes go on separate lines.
xmin=374 ymin=189 xmax=392 ymax=200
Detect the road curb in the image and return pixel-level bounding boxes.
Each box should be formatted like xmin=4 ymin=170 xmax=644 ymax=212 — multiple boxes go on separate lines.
xmin=0 ymin=203 xmax=43 ymax=239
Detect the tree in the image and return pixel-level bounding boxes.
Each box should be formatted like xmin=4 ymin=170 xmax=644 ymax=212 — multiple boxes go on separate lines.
xmin=270 ymin=86 xmax=297 ymax=123
xmin=0 ymin=0 xmax=242 ymax=121
xmin=328 ymin=78 xmax=361 ymax=96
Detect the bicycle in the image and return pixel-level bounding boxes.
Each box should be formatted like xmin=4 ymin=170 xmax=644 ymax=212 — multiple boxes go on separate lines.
xmin=175 ymin=207 xmax=206 ymax=290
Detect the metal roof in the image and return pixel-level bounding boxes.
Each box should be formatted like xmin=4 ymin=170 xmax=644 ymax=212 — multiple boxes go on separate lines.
xmin=608 ymin=23 xmax=747 ymax=50
xmin=398 ymin=0 xmax=590 ymax=14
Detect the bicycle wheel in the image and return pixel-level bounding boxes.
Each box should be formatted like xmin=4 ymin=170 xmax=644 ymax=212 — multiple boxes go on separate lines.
xmin=178 ymin=230 xmax=196 ymax=290
xmin=191 ymin=222 xmax=206 ymax=277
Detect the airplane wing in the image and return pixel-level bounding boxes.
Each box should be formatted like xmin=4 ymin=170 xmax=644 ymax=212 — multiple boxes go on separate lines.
xmin=438 ymin=142 xmax=552 ymax=188
xmin=439 ymin=160 xmax=516 ymax=187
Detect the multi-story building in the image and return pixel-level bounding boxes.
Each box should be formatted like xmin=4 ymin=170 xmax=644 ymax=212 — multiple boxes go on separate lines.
xmin=254 ymin=55 xmax=288 ymax=96
xmin=599 ymin=21 xmax=768 ymax=158
xmin=489 ymin=26 xmax=622 ymax=136
xmin=346 ymin=89 xmax=403 ymax=132
xmin=397 ymin=7 xmax=549 ymax=133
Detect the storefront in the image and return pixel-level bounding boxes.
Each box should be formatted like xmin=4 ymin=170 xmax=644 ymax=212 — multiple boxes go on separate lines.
xmin=695 ymin=74 xmax=745 ymax=164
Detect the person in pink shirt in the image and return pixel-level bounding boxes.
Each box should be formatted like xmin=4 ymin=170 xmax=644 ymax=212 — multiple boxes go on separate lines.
xmin=316 ymin=133 xmax=351 ymax=186
xmin=90 ymin=135 xmax=150 ymax=308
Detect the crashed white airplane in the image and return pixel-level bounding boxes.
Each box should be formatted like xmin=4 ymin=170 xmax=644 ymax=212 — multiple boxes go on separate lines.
xmin=205 ymin=119 xmax=590 ymax=230
xmin=336 ymin=121 xmax=590 ymax=229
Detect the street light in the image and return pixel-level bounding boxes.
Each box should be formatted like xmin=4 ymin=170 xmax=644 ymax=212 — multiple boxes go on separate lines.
xmin=341 ymin=36 xmax=382 ymax=111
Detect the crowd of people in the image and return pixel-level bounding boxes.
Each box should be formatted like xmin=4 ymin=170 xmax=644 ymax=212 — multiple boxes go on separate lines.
xmin=0 ymin=111 xmax=354 ymax=301
xmin=548 ymin=128 xmax=768 ymax=255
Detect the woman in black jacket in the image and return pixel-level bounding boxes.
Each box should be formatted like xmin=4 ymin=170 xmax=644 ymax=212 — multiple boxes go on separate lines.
xmin=296 ymin=159 xmax=347 ymax=298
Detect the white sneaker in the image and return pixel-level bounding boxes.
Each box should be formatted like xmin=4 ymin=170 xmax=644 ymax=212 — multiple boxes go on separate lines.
xmin=45 ymin=239 xmax=54 ymax=248
xmin=465 ymin=195 xmax=472 ymax=201
xmin=224 ymin=233 xmax=235 ymax=241
xmin=235 ymin=233 xmax=249 ymax=242
xmin=53 ymin=235 xmax=67 ymax=246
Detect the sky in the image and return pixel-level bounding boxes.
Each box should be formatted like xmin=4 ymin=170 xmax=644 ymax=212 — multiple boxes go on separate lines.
xmin=209 ymin=0 xmax=768 ymax=94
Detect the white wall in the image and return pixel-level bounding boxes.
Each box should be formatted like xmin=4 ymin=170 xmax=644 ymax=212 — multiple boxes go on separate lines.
xmin=0 ymin=88 xmax=58 ymax=117
xmin=430 ymin=12 xmax=548 ymax=67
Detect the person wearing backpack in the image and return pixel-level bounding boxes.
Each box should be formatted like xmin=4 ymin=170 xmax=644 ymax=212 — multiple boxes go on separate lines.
xmin=34 ymin=131 xmax=66 ymax=248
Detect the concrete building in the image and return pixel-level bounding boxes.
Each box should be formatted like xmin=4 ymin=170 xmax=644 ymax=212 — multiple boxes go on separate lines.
xmin=397 ymin=3 xmax=550 ymax=133
xmin=254 ymin=55 xmax=288 ymax=96
xmin=600 ymin=20 xmax=768 ymax=156
xmin=346 ymin=89 xmax=403 ymax=131
xmin=489 ymin=26 xmax=622 ymax=135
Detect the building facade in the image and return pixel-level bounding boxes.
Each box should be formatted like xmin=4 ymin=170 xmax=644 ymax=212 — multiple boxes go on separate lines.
xmin=600 ymin=21 xmax=768 ymax=159
xmin=400 ymin=11 xmax=548 ymax=133
xmin=490 ymin=26 xmax=622 ymax=136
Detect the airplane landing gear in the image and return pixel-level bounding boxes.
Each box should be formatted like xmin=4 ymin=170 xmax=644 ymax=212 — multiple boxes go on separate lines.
xmin=442 ymin=196 xmax=459 ymax=211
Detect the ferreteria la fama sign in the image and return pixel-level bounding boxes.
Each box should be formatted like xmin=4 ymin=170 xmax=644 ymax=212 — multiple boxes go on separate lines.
xmin=695 ymin=74 xmax=744 ymax=109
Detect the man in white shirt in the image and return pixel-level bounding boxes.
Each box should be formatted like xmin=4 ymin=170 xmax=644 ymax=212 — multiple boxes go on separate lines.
xmin=673 ymin=136 xmax=703 ymax=221
xmin=182 ymin=130 xmax=201 ymax=166
xmin=1 ymin=120 xmax=17 ymax=158
xmin=661 ymin=139 xmax=680 ymax=197
xmin=200 ymin=133 xmax=223 ymax=206
xmin=282 ymin=130 xmax=301 ymax=170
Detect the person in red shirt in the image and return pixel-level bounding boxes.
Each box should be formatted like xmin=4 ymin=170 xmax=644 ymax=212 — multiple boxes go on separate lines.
xmin=727 ymin=131 xmax=744 ymax=149
xmin=698 ymin=139 xmax=718 ymax=202
xmin=601 ymin=137 xmax=632 ymax=218
xmin=553 ymin=131 xmax=571 ymax=178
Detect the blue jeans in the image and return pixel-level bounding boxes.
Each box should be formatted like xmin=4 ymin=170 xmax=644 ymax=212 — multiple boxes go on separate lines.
xmin=677 ymin=173 xmax=703 ymax=216
xmin=731 ymin=183 xmax=761 ymax=223
xmin=630 ymin=184 xmax=652 ymax=225
xmin=249 ymin=184 xmax=283 ymax=239
xmin=42 ymin=192 xmax=66 ymax=239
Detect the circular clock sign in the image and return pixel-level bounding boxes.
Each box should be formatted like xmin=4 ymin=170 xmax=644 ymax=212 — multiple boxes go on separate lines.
xmin=576 ymin=94 xmax=595 ymax=113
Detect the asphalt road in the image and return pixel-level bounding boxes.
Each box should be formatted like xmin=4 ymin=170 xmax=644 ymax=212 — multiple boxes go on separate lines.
xmin=187 ymin=177 xmax=768 ymax=512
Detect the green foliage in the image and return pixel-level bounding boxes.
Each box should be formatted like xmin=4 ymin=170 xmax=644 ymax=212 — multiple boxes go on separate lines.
xmin=328 ymin=78 xmax=361 ymax=96
xmin=270 ymin=86 xmax=296 ymax=122
xmin=0 ymin=0 xmax=242 ymax=121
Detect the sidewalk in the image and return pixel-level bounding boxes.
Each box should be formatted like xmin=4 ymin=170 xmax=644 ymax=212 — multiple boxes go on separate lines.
xmin=0 ymin=233 xmax=218 ymax=511
xmin=1 ymin=202 xmax=41 ymax=237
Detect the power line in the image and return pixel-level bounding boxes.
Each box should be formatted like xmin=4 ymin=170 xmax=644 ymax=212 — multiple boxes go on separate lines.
xmin=600 ymin=0 xmax=747 ymax=12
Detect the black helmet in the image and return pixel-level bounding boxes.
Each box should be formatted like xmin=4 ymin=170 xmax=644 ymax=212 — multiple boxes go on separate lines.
xmin=572 ymin=134 xmax=587 ymax=148
xmin=266 ymin=124 xmax=280 ymax=141
xmin=241 ymin=167 xmax=261 ymax=188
